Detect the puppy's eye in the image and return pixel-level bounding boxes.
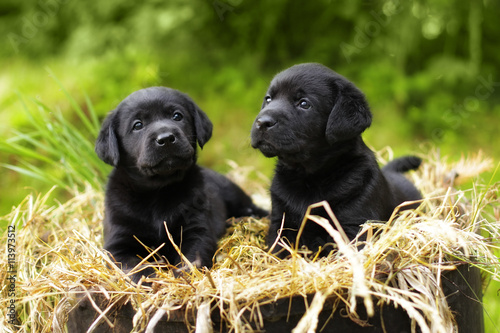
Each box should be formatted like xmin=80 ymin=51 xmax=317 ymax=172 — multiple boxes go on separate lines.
xmin=298 ymin=99 xmax=311 ymax=109
xmin=265 ymin=96 xmax=272 ymax=104
xmin=132 ymin=121 xmax=143 ymax=131
xmin=172 ymin=112 xmax=183 ymax=121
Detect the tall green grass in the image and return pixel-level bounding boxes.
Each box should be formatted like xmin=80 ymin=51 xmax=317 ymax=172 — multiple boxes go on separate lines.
xmin=0 ymin=71 xmax=110 ymax=199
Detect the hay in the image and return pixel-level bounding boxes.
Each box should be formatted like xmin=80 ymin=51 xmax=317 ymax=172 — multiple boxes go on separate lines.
xmin=1 ymin=151 xmax=499 ymax=332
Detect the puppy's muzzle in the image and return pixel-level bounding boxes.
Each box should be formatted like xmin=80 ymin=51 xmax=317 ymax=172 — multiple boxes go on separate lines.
xmin=255 ymin=114 xmax=277 ymax=131
xmin=156 ymin=132 xmax=176 ymax=146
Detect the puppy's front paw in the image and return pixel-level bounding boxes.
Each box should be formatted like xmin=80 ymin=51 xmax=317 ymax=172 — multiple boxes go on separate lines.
xmin=173 ymin=265 xmax=191 ymax=279
xmin=128 ymin=265 xmax=156 ymax=285
xmin=173 ymin=255 xmax=203 ymax=279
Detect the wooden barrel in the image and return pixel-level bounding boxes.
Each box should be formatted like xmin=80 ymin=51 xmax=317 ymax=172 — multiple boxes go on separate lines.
xmin=67 ymin=264 xmax=484 ymax=333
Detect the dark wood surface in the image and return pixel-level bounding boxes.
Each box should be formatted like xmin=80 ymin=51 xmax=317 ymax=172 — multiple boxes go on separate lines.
xmin=67 ymin=264 xmax=484 ymax=333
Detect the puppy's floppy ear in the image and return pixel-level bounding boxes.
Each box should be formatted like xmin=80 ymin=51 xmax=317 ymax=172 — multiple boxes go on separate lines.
xmin=191 ymin=102 xmax=213 ymax=148
xmin=95 ymin=110 xmax=120 ymax=166
xmin=326 ymin=77 xmax=372 ymax=144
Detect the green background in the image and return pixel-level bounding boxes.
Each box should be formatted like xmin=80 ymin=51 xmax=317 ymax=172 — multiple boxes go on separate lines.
xmin=0 ymin=0 xmax=499 ymax=330
xmin=1 ymin=0 xmax=499 ymax=212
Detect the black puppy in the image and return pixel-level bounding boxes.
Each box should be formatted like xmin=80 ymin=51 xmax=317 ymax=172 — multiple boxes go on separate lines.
xmin=251 ymin=63 xmax=421 ymax=257
xmin=96 ymin=87 xmax=267 ymax=281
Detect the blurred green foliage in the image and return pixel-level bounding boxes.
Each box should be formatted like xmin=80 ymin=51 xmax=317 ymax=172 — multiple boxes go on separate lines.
xmin=0 ymin=0 xmax=499 ymax=330
xmin=1 ymin=0 xmax=499 ymax=208
xmin=1 ymin=0 xmax=499 ymax=210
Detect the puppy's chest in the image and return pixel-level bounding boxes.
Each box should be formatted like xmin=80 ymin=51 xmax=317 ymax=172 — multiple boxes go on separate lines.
xmin=272 ymin=178 xmax=326 ymax=211
xmin=122 ymin=190 xmax=193 ymax=227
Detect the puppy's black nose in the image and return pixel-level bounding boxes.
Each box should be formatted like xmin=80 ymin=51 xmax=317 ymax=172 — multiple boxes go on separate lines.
xmin=255 ymin=115 xmax=277 ymax=130
xmin=156 ymin=132 xmax=176 ymax=146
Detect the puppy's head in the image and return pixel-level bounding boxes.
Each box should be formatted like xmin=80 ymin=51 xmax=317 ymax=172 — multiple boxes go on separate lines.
xmin=251 ymin=63 xmax=372 ymax=167
xmin=95 ymin=87 xmax=212 ymax=185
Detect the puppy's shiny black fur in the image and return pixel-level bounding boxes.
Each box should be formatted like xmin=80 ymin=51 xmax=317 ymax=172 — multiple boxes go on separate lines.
xmin=96 ymin=87 xmax=267 ymax=281
xmin=251 ymin=63 xmax=421 ymax=257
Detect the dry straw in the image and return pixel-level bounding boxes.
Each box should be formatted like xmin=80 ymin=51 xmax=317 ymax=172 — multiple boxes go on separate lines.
xmin=1 ymin=150 xmax=499 ymax=332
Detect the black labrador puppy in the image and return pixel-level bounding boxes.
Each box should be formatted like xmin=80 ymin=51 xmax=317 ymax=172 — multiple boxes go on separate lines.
xmin=251 ymin=63 xmax=421 ymax=257
xmin=96 ymin=87 xmax=267 ymax=281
